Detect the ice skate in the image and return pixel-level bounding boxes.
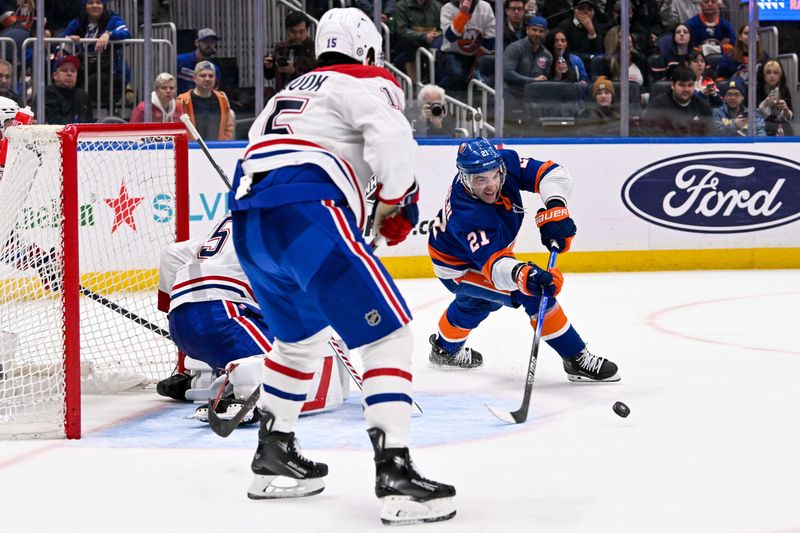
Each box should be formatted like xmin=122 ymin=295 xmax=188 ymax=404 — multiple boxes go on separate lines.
xmin=156 ymin=372 xmax=193 ymax=400
xmin=186 ymin=396 xmax=261 ymax=426
xmin=428 ymin=334 xmax=483 ymax=370
xmin=562 ymin=347 xmax=620 ymax=382
xmin=368 ymin=427 xmax=456 ymax=526
xmin=247 ymin=411 xmax=328 ymax=499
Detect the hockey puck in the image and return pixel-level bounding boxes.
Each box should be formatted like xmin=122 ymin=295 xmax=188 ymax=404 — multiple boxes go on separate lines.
xmin=612 ymin=401 xmax=630 ymax=418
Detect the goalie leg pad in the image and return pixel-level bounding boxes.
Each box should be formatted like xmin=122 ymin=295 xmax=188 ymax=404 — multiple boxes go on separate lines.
xmin=379 ymin=496 xmax=457 ymax=526
xmin=247 ymin=475 xmax=325 ymax=500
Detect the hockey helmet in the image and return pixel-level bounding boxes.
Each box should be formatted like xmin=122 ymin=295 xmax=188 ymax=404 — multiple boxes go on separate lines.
xmin=456 ymin=138 xmax=506 ymax=198
xmin=315 ymin=8 xmax=384 ymax=67
xmin=0 ymin=96 xmax=19 ymax=124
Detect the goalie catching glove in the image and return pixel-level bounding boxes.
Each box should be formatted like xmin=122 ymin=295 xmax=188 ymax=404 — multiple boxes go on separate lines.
xmin=371 ymin=181 xmax=419 ymax=246
xmin=535 ymin=202 xmax=576 ymax=253
xmin=513 ymin=262 xmax=563 ymax=298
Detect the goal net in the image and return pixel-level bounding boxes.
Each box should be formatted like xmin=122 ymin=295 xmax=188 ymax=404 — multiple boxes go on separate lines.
xmin=0 ymin=124 xmax=189 ymax=439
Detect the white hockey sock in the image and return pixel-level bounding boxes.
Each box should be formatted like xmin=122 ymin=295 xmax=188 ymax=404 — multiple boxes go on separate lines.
xmin=258 ymin=329 xmax=329 ymax=433
xmin=360 ymin=326 xmax=413 ymax=448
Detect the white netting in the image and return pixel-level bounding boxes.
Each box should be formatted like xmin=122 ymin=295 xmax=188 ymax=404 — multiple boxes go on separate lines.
xmin=0 ymin=125 xmax=183 ymax=439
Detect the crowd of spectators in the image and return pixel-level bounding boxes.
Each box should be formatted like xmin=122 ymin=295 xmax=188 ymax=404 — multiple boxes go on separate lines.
xmin=362 ymin=0 xmax=793 ymax=137
xmin=0 ymin=0 xmax=794 ymax=140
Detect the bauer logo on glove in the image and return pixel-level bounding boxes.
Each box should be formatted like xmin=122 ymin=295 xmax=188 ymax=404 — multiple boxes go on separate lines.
xmin=535 ymin=205 xmax=576 ymax=253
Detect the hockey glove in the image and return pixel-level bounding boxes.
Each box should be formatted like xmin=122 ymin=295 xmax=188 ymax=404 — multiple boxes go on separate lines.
xmin=535 ymin=204 xmax=576 ymax=253
xmin=372 ymin=181 xmax=420 ymax=246
xmin=513 ymin=262 xmax=563 ymax=298
xmin=378 ymin=204 xmax=419 ymax=246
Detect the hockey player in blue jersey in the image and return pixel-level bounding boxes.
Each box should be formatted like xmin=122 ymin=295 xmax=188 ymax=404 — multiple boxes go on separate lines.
xmin=226 ymin=7 xmax=455 ymax=526
xmin=427 ymin=138 xmax=620 ymax=382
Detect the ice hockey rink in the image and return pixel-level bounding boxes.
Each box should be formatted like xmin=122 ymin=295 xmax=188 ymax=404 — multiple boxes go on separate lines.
xmin=1 ymin=269 xmax=799 ymax=533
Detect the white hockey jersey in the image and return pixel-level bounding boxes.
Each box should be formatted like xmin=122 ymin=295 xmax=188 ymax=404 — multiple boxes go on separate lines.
xmin=157 ymin=215 xmax=258 ymax=313
xmin=243 ymin=64 xmax=417 ymax=229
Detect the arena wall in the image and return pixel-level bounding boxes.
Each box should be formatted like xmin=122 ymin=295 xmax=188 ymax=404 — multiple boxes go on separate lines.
xmin=191 ymin=138 xmax=800 ymax=277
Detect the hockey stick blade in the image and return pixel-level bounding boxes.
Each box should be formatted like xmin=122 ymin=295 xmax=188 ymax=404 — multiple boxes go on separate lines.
xmin=485 ymin=403 xmax=525 ymax=424
xmin=208 ymin=386 xmax=260 ymax=437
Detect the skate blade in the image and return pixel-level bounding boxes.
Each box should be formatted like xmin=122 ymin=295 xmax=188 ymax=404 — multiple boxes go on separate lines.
xmin=184 ymin=411 xmax=209 ymax=422
xmin=247 ymin=474 xmax=325 ymax=499
xmin=427 ymin=361 xmax=483 ymax=372
xmin=379 ymin=496 xmax=456 ymax=526
xmin=566 ymin=372 xmax=621 ymax=383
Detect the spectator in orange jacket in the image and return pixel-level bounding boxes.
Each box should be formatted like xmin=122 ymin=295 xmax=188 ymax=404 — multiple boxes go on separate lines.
xmin=130 ymin=72 xmax=184 ymax=123
xmin=176 ymin=61 xmax=233 ymax=141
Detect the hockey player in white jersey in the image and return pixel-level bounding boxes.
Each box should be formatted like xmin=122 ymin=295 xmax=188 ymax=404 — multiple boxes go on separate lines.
xmin=0 ymin=98 xmax=60 ymax=292
xmin=156 ymin=214 xmax=350 ymax=424
xmin=228 ymin=8 xmax=456 ymax=526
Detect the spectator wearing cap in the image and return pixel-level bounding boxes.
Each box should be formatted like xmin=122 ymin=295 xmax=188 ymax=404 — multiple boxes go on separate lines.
xmin=555 ymin=0 xmax=604 ymax=62
xmin=577 ymin=75 xmax=620 ymax=135
xmin=503 ymin=15 xmax=552 ymax=99
xmin=176 ymin=61 xmax=233 ymax=141
xmin=713 ymin=77 xmax=766 ymax=136
xmin=35 ymin=55 xmax=93 ymax=124
xmin=438 ymin=0 xmax=496 ymax=93
xmin=130 ymin=72 xmax=184 ymax=123
xmin=502 ymin=0 xmax=527 ymax=47
xmin=176 ymin=27 xmax=222 ymax=95
xmin=640 ymin=66 xmax=713 ymax=137
xmin=264 ymin=11 xmax=316 ymax=97
xmin=63 ymin=0 xmax=131 ymax=107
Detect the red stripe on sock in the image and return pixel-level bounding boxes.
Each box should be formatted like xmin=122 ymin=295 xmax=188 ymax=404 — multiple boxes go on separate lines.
xmin=264 ymin=357 xmax=314 ymax=380
xmin=363 ymin=367 xmax=412 ymax=381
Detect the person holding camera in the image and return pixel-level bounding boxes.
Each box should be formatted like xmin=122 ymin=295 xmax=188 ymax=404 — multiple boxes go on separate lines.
xmin=713 ymin=77 xmax=766 ymax=137
xmin=264 ymin=11 xmax=316 ymax=96
xmin=411 ymin=84 xmax=456 ymax=137
xmin=757 ymin=59 xmax=793 ymax=137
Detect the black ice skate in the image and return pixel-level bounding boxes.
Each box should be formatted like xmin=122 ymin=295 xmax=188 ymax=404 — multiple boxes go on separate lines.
xmin=428 ymin=334 xmax=483 ymax=370
xmin=248 ymin=411 xmax=328 ymax=499
xmin=368 ymin=427 xmax=456 ymax=526
xmin=156 ymin=372 xmax=193 ymax=400
xmin=562 ymin=348 xmax=620 ymax=382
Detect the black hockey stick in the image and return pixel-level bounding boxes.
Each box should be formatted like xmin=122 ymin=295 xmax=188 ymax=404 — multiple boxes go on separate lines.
xmin=80 ymin=285 xmax=172 ymax=340
xmin=179 ymin=114 xmax=232 ymax=189
xmin=208 ymin=385 xmax=261 ymax=437
xmin=486 ymin=244 xmax=559 ymax=424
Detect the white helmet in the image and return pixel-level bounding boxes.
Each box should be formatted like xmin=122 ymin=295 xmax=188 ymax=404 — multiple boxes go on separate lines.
xmin=0 ymin=96 xmax=19 ymax=123
xmin=315 ymin=8 xmax=384 ymax=67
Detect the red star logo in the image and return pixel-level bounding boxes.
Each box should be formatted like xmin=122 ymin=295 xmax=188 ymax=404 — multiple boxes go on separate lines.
xmin=104 ymin=180 xmax=144 ymax=233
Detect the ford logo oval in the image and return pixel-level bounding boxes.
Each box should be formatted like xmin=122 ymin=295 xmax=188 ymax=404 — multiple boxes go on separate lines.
xmin=621 ymin=151 xmax=800 ymax=233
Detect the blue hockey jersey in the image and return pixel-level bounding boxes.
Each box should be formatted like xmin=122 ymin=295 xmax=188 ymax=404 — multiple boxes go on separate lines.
xmin=428 ymin=148 xmax=572 ymax=291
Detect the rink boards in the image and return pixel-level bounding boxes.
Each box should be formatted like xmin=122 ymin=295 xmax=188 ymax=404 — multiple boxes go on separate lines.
xmin=183 ymin=137 xmax=800 ymax=277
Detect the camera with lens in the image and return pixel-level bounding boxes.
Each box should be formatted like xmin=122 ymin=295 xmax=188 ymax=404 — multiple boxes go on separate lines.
xmin=429 ymin=102 xmax=445 ymax=117
xmin=271 ymin=43 xmax=303 ymax=68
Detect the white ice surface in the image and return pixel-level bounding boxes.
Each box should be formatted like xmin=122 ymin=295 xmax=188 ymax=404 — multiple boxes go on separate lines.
xmin=2 ymin=270 xmax=799 ymax=533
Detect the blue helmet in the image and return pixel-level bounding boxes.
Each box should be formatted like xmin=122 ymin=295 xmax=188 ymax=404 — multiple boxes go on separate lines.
xmin=456 ymin=138 xmax=505 ymax=196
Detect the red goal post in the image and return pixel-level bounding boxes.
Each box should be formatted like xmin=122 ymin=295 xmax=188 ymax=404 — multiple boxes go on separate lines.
xmin=0 ymin=123 xmax=189 ymax=440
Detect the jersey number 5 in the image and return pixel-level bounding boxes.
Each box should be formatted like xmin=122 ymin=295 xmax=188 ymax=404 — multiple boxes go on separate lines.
xmin=263 ymin=97 xmax=308 ymax=135
xmin=198 ymin=217 xmax=231 ymax=258
xmin=467 ymin=230 xmax=490 ymax=252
